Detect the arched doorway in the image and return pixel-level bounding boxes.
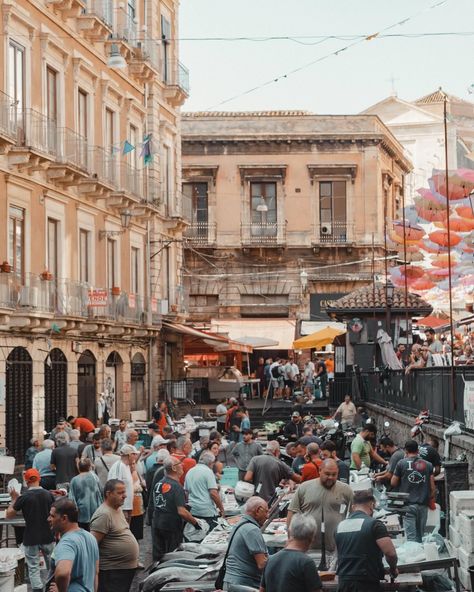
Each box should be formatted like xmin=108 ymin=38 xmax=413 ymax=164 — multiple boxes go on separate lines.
xmin=78 ymin=350 xmax=96 ymax=423
xmin=131 ymin=353 xmax=146 ymax=412
xmin=6 ymin=347 xmax=32 ymax=460
xmin=44 ymin=349 xmax=68 ymax=432
xmin=105 ymin=352 xmax=123 ymax=418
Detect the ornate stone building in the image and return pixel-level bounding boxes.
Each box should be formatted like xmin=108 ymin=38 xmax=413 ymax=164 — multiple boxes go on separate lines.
xmin=0 ymin=0 xmax=188 ymax=458
xmin=181 ymin=111 xmax=411 ymax=342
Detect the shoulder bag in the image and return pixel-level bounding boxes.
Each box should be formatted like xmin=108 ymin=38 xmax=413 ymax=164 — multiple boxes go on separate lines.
xmin=214 ymin=519 xmax=249 ymax=589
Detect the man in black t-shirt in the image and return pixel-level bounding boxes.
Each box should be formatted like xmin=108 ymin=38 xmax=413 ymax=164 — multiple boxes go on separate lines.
xmin=419 ymin=436 xmax=441 ymax=476
xmin=261 ymin=513 xmax=322 ymax=592
xmin=151 ymin=456 xmax=199 ymax=560
xmin=7 ymin=469 xmax=55 ymax=592
xmin=51 ymin=432 xmax=79 ymax=487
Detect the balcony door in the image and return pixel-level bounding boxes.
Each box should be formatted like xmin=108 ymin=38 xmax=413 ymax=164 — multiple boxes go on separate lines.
xmin=8 ymin=206 xmax=24 ymax=279
xmin=319 ymin=181 xmax=347 ymax=241
xmin=183 ymin=182 xmax=208 ymax=237
xmin=8 ymin=41 xmax=25 ymax=135
xmin=250 ymin=182 xmax=277 ymax=237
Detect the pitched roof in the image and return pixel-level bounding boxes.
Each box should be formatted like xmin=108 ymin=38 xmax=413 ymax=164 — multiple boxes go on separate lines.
xmin=415 ymin=90 xmax=473 ymax=107
xmin=326 ymin=285 xmax=433 ymax=315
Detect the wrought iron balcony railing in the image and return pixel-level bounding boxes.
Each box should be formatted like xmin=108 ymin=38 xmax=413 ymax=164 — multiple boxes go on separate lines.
xmin=184 ymin=222 xmax=217 ymax=245
xmin=314 ymin=221 xmax=353 ymax=244
xmin=241 ymin=222 xmax=286 ymax=246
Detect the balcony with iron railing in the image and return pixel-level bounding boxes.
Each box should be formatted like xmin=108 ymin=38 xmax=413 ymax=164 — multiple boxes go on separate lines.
xmin=78 ymin=0 xmax=113 ymax=40
xmin=130 ymin=37 xmax=160 ymax=81
xmin=89 ymin=146 xmax=118 ymax=190
xmin=163 ymin=61 xmax=190 ymax=106
xmin=241 ymin=222 xmax=287 ymax=246
xmin=114 ymin=162 xmax=143 ymax=200
xmin=113 ymin=11 xmax=138 ymax=46
xmin=313 ymin=221 xmax=354 ymax=245
xmin=17 ymin=273 xmax=55 ymax=314
xmin=10 ymin=108 xmax=58 ymax=166
xmin=0 ymin=91 xmax=18 ymax=146
xmin=184 ymin=222 xmax=217 ymax=246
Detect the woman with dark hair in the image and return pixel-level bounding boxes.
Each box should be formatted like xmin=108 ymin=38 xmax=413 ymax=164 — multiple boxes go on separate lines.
xmin=206 ymin=440 xmax=224 ymax=481
xmin=68 ymin=458 xmax=103 ymax=531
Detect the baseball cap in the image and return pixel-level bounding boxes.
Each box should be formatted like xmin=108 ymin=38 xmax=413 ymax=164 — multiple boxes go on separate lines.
xmin=291 ymin=411 xmax=301 ymax=418
xmin=152 ymin=435 xmax=170 ymax=447
xmin=119 ymin=444 xmax=138 ymax=456
xmin=24 ymin=468 xmax=41 ymax=483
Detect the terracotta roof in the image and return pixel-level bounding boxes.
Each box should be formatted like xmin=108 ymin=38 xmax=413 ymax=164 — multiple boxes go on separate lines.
xmin=415 ymin=90 xmax=473 ymax=106
xmin=182 ymin=110 xmax=312 ymax=118
xmin=326 ymin=285 xmax=433 ymax=315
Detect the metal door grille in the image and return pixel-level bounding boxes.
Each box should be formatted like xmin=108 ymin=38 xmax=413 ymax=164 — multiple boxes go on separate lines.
xmin=78 ymin=350 xmax=96 ymax=423
xmin=6 ymin=347 xmax=32 ymax=460
xmin=44 ymin=348 xmax=68 ymax=432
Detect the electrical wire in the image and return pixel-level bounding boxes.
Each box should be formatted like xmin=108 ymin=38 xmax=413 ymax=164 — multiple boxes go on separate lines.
xmin=205 ymin=0 xmax=451 ymax=109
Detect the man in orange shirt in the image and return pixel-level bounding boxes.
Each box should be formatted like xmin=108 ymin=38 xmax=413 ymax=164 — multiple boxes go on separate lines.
xmin=301 ymin=442 xmax=322 ymax=482
xmin=67 ymin=416 xmax=95 ymax=438
xmin=325 ymin=355 xmax=335 ymax=381
xmin=172 ymin=436 xmax=196 ymax=485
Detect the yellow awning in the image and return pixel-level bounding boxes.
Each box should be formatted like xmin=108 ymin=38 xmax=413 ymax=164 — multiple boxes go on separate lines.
xmin=292 ymin=326 xmax=346 ymax=350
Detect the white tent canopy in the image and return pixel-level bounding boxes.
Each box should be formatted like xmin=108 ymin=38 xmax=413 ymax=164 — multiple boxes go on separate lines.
xmin=210 ymin=318 xmax=296 ymax=350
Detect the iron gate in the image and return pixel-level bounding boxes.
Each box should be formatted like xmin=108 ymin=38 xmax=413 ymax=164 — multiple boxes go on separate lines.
xmin=6 ymin=347 xmax=32 ymax=460
xmin=44 ymin=348 xmax=68 ymax=432
xmin=78 ymin=350 xmax=96 ymax=423
xmin=131 ymin=354 xmax=146 ymax=411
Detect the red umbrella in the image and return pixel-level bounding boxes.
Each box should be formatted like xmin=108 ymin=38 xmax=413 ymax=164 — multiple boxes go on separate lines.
xmin=429 ymin=230 xmax=462 ymax=247
xmin=429 ymin=169 xmax=474 ymax=201
xmin=411 ymin=278 xmax=436 ymax=291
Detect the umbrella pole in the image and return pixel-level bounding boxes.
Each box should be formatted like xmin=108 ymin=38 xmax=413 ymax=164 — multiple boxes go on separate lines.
xmin=442 ymin=89 xmax=457 ymax=412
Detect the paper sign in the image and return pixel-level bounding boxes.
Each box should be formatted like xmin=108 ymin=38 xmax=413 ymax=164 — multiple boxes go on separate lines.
xmin=463 ymin=381 xmax=474 ymax=430
xmin=88 ymin=289 xmax=108 ymax=307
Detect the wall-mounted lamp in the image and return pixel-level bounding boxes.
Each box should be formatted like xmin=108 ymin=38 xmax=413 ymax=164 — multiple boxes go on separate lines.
xmin=300 ymin=269 xmax=308 ymax=292
xmin=99 ymin=209 xmax=133 ymax=239
xmin=256 ymin=198 xmax=268 ymax=212
xmin=107 ymin=44 xmax=127 ymax=69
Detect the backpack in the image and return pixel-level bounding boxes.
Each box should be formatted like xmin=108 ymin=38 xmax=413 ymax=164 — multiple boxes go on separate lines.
xmin=271 ymin=365 xmax=281 ymax=379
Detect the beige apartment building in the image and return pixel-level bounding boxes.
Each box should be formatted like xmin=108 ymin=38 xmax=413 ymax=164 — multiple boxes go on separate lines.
xmin=0 ymin=0 xmax=189 ymax=458
xmin=181 ymin=111 xmax=411 ymax=344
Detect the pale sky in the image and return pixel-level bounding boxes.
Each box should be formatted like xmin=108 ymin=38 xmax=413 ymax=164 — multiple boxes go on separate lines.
xmin=179 ymin=0 xmax=474 ymax=114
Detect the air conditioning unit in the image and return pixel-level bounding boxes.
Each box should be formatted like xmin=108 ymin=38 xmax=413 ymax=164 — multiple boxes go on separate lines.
xmin=19 ymin=286 xmax=39 ymax=308
xmin=160 ymin=299 xmax=169 ymax=314
xmin=321 ymin=224 xmax=333 ymax=235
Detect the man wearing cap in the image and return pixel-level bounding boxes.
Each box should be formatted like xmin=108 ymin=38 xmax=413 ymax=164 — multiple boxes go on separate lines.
xmin=50 ymin=417 xmax=72 ymax=441
xmin=283 ymin=412 xmax=304 ymax=441
xmin=7 ymin=469 xmax=55 ymax=592
xmin=107 ymin=444 xmax=137 ymax=522
xmin=144 ymin=436 xmax=170 ymax=490
xmin=231 ymin=429 xmax=264 ymax=481
xmin=336 ymin=489 xmax=398 ymax=592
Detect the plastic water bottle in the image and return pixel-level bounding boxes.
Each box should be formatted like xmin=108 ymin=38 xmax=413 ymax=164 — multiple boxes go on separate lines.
xmin=379 ymin=486 xmax=388 ymax=510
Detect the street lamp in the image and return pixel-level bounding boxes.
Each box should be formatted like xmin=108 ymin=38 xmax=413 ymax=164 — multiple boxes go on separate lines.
xmin=386 ymin=279 xmax=394 ymax=337
xmin=99 ymin=209 xmax=133 ymax=239
xmin=300 ymin=270 xmax=308 ymax=293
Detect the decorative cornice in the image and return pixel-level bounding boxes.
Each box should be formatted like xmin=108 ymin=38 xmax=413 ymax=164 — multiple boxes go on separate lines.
xmin=307 ymin=164 xmax=357 ymax=184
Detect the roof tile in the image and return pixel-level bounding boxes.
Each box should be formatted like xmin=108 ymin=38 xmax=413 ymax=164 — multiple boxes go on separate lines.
xmin=326 ymin=285 xmax=433 ymax=314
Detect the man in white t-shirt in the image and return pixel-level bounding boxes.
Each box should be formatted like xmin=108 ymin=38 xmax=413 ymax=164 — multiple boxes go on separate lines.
xmin=107 ymin=444 xmax=137 ymax=521
xmin=334 ymin=395 xmax=357 ymax=427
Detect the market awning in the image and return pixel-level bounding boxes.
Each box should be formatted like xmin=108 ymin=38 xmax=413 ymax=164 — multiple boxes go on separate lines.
xmin=417 ymin=315 xmax=451 ymax=329
xmin=292 ymin=326 xmax=346 ymax=349
xmin=300 ymin=321 xmax=346 ymax=336
xmin=210 ymin=318 xmax=297 ymax=350
xmin=163 ymin=321 xmax=253 ymax=354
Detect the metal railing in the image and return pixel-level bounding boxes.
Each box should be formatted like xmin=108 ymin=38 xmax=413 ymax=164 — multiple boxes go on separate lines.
xmin=82 ymin=0 xmax=113 ymax=27
xmin=357 ymin=367 xmax=474 ymax=432
xmin=136 ymin=37 xmax=160 ymax=71
xmin=315 ymin=221 xmax=353 ymax=244
xmin=17 ymin=273 xmax=55 ymax=313
xmin=16 ymin=108 xmax=57 ymax=157
xmin=0 ymin=272 xmax=20 ymax=308
xmin=122 ymin=293 xmax=144 ymax=323
xmin=114 ymin=11 xmax=138 ymax=45
xmin=178 ymin=62 xmax=190 ymax=94
xmin=0 ymin=91 xmax=17 ymax=141
xmin=57 ymin=128 xmax=90 ymax=172
xmin=165 ymin=61 xmax=190 ymax=95
xmin=184 ymin=222 xmax=217 ymax=245
xmin=117 ymin=162 xmax=143 ymax=198
xmin=55 ymin=279 xmax=89 ymax=316
xmin=241 ymin=222 xmax=286 ymax=245
xmin=90 ymin=146 xmax=118 ymax=188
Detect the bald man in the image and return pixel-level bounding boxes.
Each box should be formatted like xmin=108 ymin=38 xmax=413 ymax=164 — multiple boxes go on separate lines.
xmin=287 ymin=459 xmax=353 ymax=555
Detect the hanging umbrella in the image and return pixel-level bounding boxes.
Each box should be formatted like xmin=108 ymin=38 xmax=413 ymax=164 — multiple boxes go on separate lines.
xmin=392 ymin=220 xmax=425 ymax=242
xmin=429 ymin=169 xmax=474 ymax=201
xmin=429 ymin=230 xmax=462 ymax=247
xmin=292 ymin=326 xmax=345 ymax=350
xmin=411 ymin=278 xmax=436 ymax=291
xmin=456 ymin=205 xmax=474 ymax=220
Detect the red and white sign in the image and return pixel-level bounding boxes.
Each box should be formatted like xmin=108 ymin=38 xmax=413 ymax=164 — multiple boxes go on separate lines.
xmin=128 ymin=293 xmax=136 ymax=309
xmin=88 ymin=289 xmax=108 ymax=307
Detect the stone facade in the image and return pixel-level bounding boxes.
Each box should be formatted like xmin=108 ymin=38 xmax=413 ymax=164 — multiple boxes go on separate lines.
xmin=181 ymin=112 xmax=412 ymax=323
xmin=0 ymin=0 xmax=188 ymax=458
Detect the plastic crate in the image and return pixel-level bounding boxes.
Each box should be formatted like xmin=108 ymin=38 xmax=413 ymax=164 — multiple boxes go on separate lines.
xmin=219 ymin=467 xmax=239 ymax=488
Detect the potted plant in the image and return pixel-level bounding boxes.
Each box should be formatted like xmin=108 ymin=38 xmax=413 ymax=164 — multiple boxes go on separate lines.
xmin=0 ymin=261 xmax=12 ymax=273
xmin=111 ymin=286 xmax=121 ymax=296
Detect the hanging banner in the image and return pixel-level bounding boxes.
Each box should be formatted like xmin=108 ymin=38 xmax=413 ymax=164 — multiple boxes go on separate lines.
xmin=104 ymin=366 xmax=116 ymax=418
xmin=88 ymin=289 xmax=108 ymax=307
xmin=464 ymin=381 xmax=474 ymax=430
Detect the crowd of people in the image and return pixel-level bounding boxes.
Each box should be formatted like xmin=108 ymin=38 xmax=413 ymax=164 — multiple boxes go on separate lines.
xmin=12 ymin=389 xmax=449 ymax=592
xmin=396 ymin=326 xmax=474 ymax=373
